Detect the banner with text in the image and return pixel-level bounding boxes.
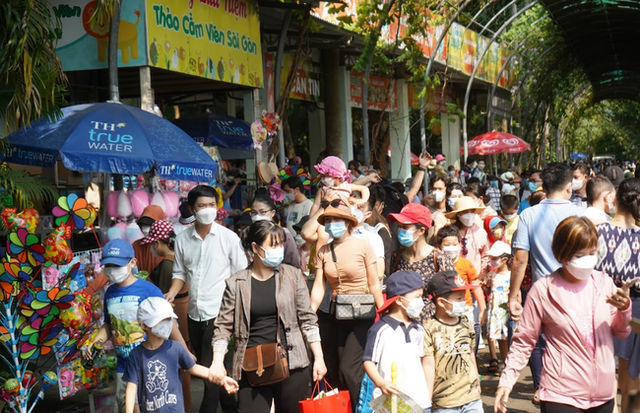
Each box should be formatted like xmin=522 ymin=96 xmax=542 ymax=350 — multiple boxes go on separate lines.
xmin=279 ymin=54 xmax=322 ymax=102
xmin=146 ymin=0 xmax=262 ymax=87
xmin=52 ymin=0 xmax=148 ymax=71
xmin=350 ymin=72 xmax=397 ymax=112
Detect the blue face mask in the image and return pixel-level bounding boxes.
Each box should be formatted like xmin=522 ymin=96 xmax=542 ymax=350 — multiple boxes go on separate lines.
xmin=523 ymin=179 xmax=530 ymax=187
xmin=398 ymin=228 xmax=417 ymax=247
xmin=259 ymin=246 xmax=284 ymax=268
xmin=447 ymin=198 xmax=457 ymax=208
xmin=528 ymin=182 xmax=538 ymax=192
xmin=325 ymin=221 xmax=347 ymax=238
xmin=490 ymin=181 xmax=499 ymax=188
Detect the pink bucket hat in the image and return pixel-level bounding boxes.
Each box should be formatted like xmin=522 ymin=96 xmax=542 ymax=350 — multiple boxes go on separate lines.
xmin=314 ymin=156 xmax=350 ymax=181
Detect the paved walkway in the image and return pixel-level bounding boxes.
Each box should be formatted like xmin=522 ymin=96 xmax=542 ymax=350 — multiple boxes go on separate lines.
xmin=39 ymin=347 xmax=559 ymax=413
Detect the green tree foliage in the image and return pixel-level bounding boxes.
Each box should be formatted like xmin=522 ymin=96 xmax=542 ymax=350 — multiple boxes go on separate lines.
xmin=0 ymin=0 xmax=67 ymax=134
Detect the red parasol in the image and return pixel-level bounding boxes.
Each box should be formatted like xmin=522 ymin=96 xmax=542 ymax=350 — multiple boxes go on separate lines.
xmin=464 ymin=131 xmax=531 ymax=156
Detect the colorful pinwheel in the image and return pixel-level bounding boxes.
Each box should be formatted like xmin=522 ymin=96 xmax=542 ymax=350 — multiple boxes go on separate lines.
xmin=52 ymin=194 xmax=92 ymax=230
xmin=7 ymin=229 xmax=45 ymax=267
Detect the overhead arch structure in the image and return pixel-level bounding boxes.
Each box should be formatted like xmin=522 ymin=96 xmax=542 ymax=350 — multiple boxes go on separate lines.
xmin=539 ymin=0 xmax=640 ymax=102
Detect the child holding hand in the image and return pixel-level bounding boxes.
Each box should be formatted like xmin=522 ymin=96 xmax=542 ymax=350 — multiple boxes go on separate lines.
xmin=124 ymin=297 xmax=238 ymax=413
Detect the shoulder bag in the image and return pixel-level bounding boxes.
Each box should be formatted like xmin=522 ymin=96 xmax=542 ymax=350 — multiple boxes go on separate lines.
xmin=241 ymin=280 xmax=289 ymax=386
xmin=331 ymin=243 xmax=376 ymax=320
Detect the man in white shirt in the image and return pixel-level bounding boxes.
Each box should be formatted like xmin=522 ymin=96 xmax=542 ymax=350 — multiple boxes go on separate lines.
xmin=166 ymin=185 xmax=248 ymax=413
xmin=282 ymin=176 xmax=313 ymax=241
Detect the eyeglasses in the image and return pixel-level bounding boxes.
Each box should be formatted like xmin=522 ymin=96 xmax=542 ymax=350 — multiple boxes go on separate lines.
xmin=320 ymin=199 xmax=348 ymax=209
xmin=460 ymin=238 xmax=468 ymax=255
xmin=249 ymin=209 xmax=272 ymax=217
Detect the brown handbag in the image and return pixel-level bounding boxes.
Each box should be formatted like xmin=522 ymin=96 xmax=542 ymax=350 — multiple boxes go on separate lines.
xmin=241 ymin=300 xmax=289 ymax=386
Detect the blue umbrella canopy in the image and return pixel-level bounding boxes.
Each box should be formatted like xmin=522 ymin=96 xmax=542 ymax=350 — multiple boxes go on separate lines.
xmin=570 ymin=152 xmax=587 ymax=161
xmin=2 ymin=102 xmax=217 ymax=182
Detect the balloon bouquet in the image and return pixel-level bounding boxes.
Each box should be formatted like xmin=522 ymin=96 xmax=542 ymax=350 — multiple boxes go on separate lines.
xmin=251 ymin=110 xmax=281 ymax=150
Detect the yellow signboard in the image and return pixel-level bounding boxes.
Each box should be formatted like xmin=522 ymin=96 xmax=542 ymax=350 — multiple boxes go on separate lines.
xmin=146 ymin=0 xmax=263 ymax=88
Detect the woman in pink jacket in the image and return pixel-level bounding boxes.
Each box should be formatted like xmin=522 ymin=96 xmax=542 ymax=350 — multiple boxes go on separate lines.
xmin=495 ymin=216 xmax=633 ymax=413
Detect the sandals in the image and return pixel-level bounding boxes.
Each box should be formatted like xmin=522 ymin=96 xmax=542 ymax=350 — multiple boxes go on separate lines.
xmin=488 ymin=359 xmax=499 ymax=373
xmin=532 ymin=390 xmax=541 ymax=405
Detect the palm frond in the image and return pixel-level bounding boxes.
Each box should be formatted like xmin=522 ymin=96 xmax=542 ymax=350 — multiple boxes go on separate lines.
xmin=0 ymin=168 xmax=58 ymax=211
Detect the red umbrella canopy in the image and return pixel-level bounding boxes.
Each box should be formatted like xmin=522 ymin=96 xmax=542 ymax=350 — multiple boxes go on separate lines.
xmin=465 ymin=131 xmax=531 ymax=155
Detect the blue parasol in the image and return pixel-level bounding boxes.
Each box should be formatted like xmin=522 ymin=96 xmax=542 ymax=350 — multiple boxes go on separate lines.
xmin=2 ymin=102 xmax=217 ymax=182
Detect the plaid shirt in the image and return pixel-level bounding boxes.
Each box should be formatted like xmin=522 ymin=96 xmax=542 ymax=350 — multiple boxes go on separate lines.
xmin=486 ymin=187 xmax=502 ymax=212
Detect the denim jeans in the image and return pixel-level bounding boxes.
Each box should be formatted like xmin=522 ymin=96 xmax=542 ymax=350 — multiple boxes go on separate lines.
xmin=433 ymin=399 xmax=483 ymax=413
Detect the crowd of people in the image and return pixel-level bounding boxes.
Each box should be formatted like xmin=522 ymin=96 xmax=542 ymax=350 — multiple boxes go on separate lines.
xmin=84 ymin=153 xmax=640 ymax=413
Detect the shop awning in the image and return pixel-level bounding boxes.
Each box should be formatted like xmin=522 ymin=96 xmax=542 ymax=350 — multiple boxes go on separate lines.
xmin=172 ymin=113 xmax=255 ymax=159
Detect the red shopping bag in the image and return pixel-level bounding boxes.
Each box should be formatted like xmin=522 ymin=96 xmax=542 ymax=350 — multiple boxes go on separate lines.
xmin=299 ymin=379 xmax=352 ymax=413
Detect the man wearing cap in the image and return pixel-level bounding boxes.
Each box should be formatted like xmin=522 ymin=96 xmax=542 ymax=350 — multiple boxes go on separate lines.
xmin=133 ymin=205 xmax=165 ymax=273
xmin=363 ymin=271 xmax=431 ymax=411
xmin=165 ymin=185 xmax=247 ymax=413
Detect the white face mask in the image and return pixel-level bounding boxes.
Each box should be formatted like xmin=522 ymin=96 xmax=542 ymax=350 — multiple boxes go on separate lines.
xmin=285 ymin=192 xmax=295 ymax=203
xmin=150 ymin=319 xmax=173 ymax=340
xmin=150 ymin=244 xmax=160 ymax=258
xmin=140 ymin=225 xmax=151 ymax=237
xmin=431 ymin=190 xmax=445 ymax=203
xmin=104 ymin=264 xmax=131 ymax=284
xmin=503 ymin=213 xmax=518 ymax=221
xmin=490 ymin=257 xmax=503 ymax=269
xmin=571 ymin=178 xmax=584 ymax=191
xmin=565 ymin=254 xmax=598 ymax=280
xmin=442 ymin=245 xmax=461 ymax=260
xmin=400 ymin=297 xmax=424 ymax=319
xmin=351 ymin=208 xmax=365 ymax=224
xmin=458 ymin=212 xmax=476 ymax=227
xmin=443 ymin=298 xmax=466 ymax=317
xmin=251 ymin=214 xmax=272 ymax=223
xmin=195 ymin=207 xmax=217 ymax=225
xmin=321 ymin=176 xmax=334 ymax=187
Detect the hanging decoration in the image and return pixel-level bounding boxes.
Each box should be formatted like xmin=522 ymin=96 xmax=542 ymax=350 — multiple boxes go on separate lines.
xmin=0 ymin=205 xmax=120 ymax=413
xmin=52 ymin=194 xmax=93 ymax=231
xmin=277 ymin=165 xmax=312 ymax=191
xmin=1 ymin=208 xmax=40 ymax=234
xmin=251 ymin=120 xmax=267 ymax=150
xmin=43 ymin=225 xmax=72 ymax=266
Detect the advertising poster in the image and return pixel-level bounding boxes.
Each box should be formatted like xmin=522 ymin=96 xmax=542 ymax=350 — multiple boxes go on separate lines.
xmin=447 ymin=23 xmax=465 ymax=72
xmin=52 ymin=0 xmax=147 ymax=71
xmin=499 ymin=48 xmax=511 ymax=88
xmin=463 ymin=28 xmax=477 ymax=75
xmin=146 ymin=0 xmax=262 ymax=87
xmin=350 ymin=72 xmax=397 ymax=112
xmin=476 ymin=35 xmax=489 ymax=80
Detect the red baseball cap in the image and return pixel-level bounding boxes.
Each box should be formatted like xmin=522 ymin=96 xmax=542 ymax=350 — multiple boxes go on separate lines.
xmin=387 ymin=203 xmax=433 ymax=228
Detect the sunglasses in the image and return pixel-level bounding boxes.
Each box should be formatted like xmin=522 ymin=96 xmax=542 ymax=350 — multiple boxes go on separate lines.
xmin=321 ymin=199 xmax=348 ymax=209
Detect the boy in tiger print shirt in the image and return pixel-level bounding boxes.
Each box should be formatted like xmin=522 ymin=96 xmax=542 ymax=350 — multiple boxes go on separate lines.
xmin=423 ymin=271 xmax=483 ymax=412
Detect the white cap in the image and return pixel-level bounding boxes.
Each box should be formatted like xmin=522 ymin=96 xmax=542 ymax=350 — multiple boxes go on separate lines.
xmin=487 ymin=241 xmax=512 ymax=257
xmin=137 ymin=297 xmax=177 ymax=327
xmin=500 ymin=172 xmax=515 ymax=182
